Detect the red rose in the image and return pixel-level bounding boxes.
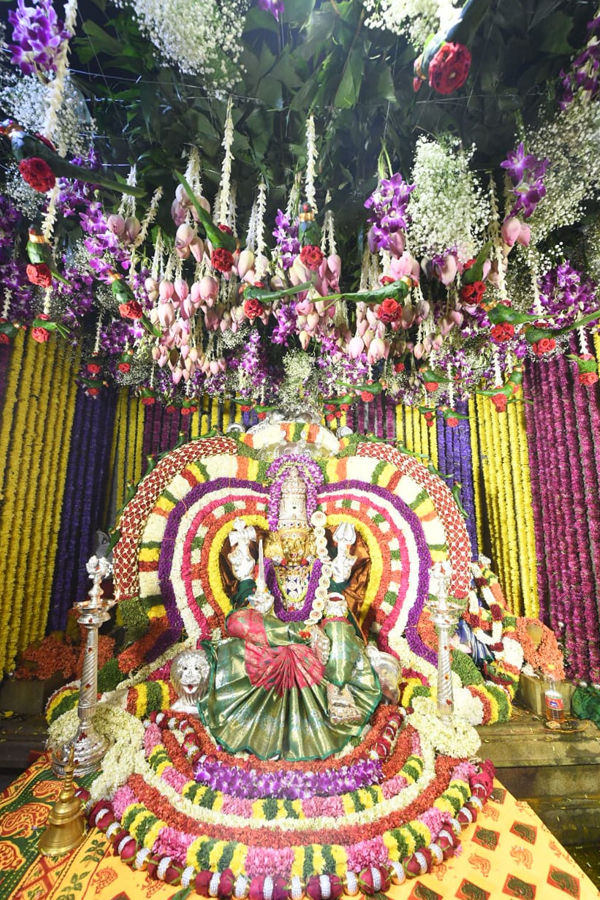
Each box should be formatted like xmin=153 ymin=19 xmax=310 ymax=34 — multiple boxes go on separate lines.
xmin=460 ymin=281 xmax=486 ymax=304
xmin=211 ymin=248 xmax=234 ymax=273
xmin=360 ymin=390 xmax=375 ymax=402
xmin=32 ymin=312 xmax=51 ymax=343
xmin=424 ymin=381 xmax=439 ymax=392
xmin=243 ymin=298 xmax=264 ymax=319
xmin=300 ymin=245 xmax=324 ymax=271
xmin=378 ymin=297 xmax=400 ymax=324
xmin=580 ymin=371 xmax=599 ymax=386
xmin=118 ymin=362 xmax=131 ymax=373
xmin=118 ymin=300 xmax=143 ymax=319
xmin=218 ymin=224 xmax=233 ymax=235
xmin=18 ymin=157 xmax=56 ymax=192
xmin=0 ymin=333 xmax=10 ymax=345
xmin=180 ymin=406 xmax=193 ymax=416
xmin=491 ymin=393 xmax=507 ymax=412
xmin=87 ymin=362 xmax=102 ymax=374
xmin=532 ymin=337 xmax=556 ymax=357
xmin=428 ymin=42 xmax=472 ymax=95
xmin=140 ymin=396 xmax=156 ymax=406
xmin=87 ymin=387 xmax=100 ymax=396
xmin=165 ymin=404 xmax=177 ymax=414
xmin=490 ymin=323 xmax=515 ymax=342
xmin=446 ymin=416 xmax=459 ymax=427
xmin=26 ymin=263 xmax=52 ymax=288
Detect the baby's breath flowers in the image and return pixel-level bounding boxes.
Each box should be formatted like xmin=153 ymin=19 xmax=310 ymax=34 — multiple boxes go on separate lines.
xmin=362 ymin=0 xmax=457 ymax=51
xmin=114 ymin=0 xmax=250 ymax=91
xmin=407 ymin=136 xmax=490 ymax=264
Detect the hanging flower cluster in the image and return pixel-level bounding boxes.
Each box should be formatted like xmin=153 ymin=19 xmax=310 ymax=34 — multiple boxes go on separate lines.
xmin=8 ymin=0 xmax=70 ymax=76
xmin=501 ymin=143 xmax=550 ymax=220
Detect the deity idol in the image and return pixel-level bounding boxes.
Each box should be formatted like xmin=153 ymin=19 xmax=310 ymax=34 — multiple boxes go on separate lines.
xmin=199 ymin=457 xmax=385 ymax=761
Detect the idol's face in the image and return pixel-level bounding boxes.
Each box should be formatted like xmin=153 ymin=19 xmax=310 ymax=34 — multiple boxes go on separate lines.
xmin=280 ymin=533 xmax=306 ymax=564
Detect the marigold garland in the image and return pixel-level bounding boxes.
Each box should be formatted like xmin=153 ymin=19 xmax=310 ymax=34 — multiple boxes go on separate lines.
xmin=514 ymin=617 xmax=566 ymax=679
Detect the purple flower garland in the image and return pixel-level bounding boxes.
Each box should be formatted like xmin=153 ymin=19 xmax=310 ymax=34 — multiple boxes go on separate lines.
xmin=194 ymin=754 xmax=383 ymax=800
xmin=522 ymin=364 xmax=550 ymax=624
xmin=48 ymin=388 xmax=118 ymax=630
xmin=436 ymin=402 xmax=478 ymax=558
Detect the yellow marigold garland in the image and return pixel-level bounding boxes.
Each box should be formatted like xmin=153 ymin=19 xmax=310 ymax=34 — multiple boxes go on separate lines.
xmin=509 ymin=402 xmax=539 ymax=617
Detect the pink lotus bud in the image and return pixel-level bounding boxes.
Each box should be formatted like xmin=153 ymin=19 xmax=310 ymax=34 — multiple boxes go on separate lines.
xmin=415 ymin=299 xmax=430 ymax=321
xmin=175 ymin=184 xmax=190 ymax=206
xmin=124 ymin=216 xmax=140 ymax=242
xmin=387 ymin=230 xmax=406 ymax=259
xmin=314 ymin=276 xmax=328 ymax=296
xmin=402 ymin=304 xmax=416 ymax=328
xmin=151 ymin=345 xmax=161 ymax=360
xmin=158 ymin=302 xmax=175 ymax=328
xmin=180 ymin=344 xmax=189 ymax=359
xmin=299 ymin=330 xmax=310 ymax=350
xmin=482 ymin=260 xmax=491 ymax=280
xmin=191 ymin=282 xmax=203 ymax=305
xmin=218 ymin=357 xmax=227 ymax=372
xmin=175 ymin=245 xmax=190 ymax=260
xmin=172 ymin=367 xmax=183 ymax=385
xmin=176 ymin=223 xmax=196 ymax=249
xmin=392 ymin=251 xmax=420 ymax=282
xmin=171 ymin=200 xmax=187 ymax=226
xmin=189 ymin=237 xmax=205 ymax=263
xmin=149 ymin=308 xmax=160 ymax=326
xmin=159 ymin=280 xmax=175 ymax=301
xmin=157 ymin=352 xmax=168 ymax=368
xmin=356 ymin=301 xmax=366 ymax=317
xmin=175 ymin=278 xmax=189 ymax=301
xmin=189 ymin=347 xmax=199 ymax=363
xmin=517 ymin=223 xmax=531 ymax=247
xmin=450 ymin=310 xmax=464 ymax=326
xmin=107 ymin=214 xmax=126 ymax=236
xmin=440 ymin=316 xmax=455 ymax=337
xmin=366 ymin=308 xmax=378 ymax=329
xmin=327 ymin=253 xmax=342 ymax=280
xmin=368 ymin=337 xmax=387 ymax=363
xmin=307 ymin=312 xmax=320 ymax=332
xmin=289 ymin=259 xmax=309 ymax=285
xmin=348 ymin=336 xmax=364 ymax=358
xmin=237 ymin=249 xmax=255 ymax=279
xmin=144 ymin=276 xmax=158 ymax=293
xmin=440 ymin=254 xmax=458 ymax=286
xmin=181 ymin=367 xmax=191 ymax=381
xmin=190 ymin=195 xmax=211 ymax=222
xmin=413 ymin=342 xmax=424 ymax=360
xmin=185 ymin=356 xmax=195 ymax=373
xmin=433 ymin=334 xmax=444 ymax=350
xmin=501 ymin=216 xmax=521 ymax=248
xmin=357 ymin=318 xmax=369 ymax=338
xmin=363 ymin=328 xmax=374 ymax=348
xmin=209 ymin=359 xmax=220 ymax=375
xmin=296 ymin=299 xmax=314 ymax=316
xmin=181 ymin=297 xmax=195 ymax=319
xmin=200 ymin=276 xmax=219 ymax=302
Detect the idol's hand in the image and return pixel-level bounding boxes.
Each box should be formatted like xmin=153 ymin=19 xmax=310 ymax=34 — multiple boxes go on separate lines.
xmin=310 ymin=626 xmax=330 ymax=665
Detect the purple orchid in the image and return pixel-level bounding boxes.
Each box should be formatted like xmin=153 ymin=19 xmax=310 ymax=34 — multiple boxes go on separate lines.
xmin=501 ymin=143 xmax=550 ymax=219
xmin=258 ymin=0 xmax=284 ymax=20
xmin=8 ymin=0 xmax=71 ymax=76
xmin=273 ymin=209 xmax=300 ymax=270
xmin=364 ymin=172 xmax=414 ymax=255
xmin=537 ymin=261 xmax=598 ymax=326
xmin=560 ymin=12 xmax=600 ymax=108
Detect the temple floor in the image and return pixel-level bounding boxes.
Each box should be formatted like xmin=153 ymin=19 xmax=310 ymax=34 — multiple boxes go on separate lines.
xmin=1 ymin=706 xmax=599 ymax=898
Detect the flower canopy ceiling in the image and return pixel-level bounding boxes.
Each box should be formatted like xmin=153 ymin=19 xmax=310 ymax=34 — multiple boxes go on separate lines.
xmin=1 ymin=0 xmax=599 ymax=415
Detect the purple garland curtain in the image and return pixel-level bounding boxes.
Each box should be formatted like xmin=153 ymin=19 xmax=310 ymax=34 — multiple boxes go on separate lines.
xmin=436 ymin=401 xmax=478 ymax=557
xmin=524 ymin=357 xmax=600 ymax=682
xmin=47 ymin=388 xmax=118 ymax=630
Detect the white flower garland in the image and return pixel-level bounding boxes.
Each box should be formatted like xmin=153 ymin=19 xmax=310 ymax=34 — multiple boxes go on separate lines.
xmin=408 ymin=696 xmax=481 ymax=758
xmin=47 ymin=705 xmax=146 ymax=802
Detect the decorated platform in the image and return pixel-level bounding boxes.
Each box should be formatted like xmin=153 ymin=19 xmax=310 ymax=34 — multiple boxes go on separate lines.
xmin=2 ymin=755 xmax=599 ymax=900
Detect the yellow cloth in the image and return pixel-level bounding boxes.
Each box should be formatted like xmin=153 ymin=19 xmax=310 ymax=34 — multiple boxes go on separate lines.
xmin=4 ymin=764 xmax=599 ymax=900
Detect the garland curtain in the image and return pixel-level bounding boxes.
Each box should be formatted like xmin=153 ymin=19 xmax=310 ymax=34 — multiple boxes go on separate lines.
xmin=524 ymin=355 xmax=600 ymax=683
xmin=48 ymin=386 xmax=118 ymax=632
xmin=0 ymin=333 xmax=78 ymax=674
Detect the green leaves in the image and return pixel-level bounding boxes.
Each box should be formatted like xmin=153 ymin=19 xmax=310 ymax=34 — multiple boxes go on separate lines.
xmin=334 ymin=47 xmax=364 ymax=108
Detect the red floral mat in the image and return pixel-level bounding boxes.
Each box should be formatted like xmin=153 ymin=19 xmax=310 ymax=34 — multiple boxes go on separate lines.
xmin=2 ymin=755 xmax=599 ymax=900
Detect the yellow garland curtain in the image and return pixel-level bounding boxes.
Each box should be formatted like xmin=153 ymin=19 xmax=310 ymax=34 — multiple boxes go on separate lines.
xmin=471 ymin=396 xmax=539 ymax=616
xmin=0 ymin=333 xmax=79 ymax=675
xmin=106 ymin=389 xmax=146 ymax=517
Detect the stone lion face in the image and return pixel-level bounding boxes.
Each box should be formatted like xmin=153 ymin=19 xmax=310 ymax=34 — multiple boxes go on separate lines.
xmin=171 ymin=650 xmax=210 ymax=703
